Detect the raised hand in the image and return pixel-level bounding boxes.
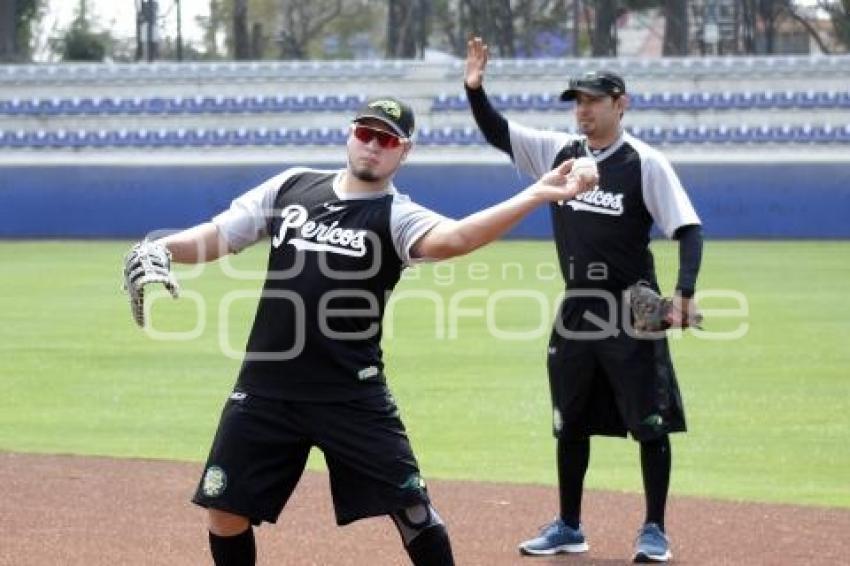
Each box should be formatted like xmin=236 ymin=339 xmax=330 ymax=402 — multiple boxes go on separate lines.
xmin=464 ymin=36 xmax=489 ymax=89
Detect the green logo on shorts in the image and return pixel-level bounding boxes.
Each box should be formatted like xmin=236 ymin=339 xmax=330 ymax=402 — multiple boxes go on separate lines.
xmin=642 ymin=414 xmax=664 ymax=430
xmin=400 ymin=473 xmax=426 ymax=493
xmin=202 ymin=465 xmax=227 ymax=498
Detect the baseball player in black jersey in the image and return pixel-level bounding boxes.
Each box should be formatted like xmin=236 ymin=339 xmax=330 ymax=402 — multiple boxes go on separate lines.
xmin=464 ymin=38 xmax=704 ymax=563
xmin=125 ymin=96 xmax=598 ymax=566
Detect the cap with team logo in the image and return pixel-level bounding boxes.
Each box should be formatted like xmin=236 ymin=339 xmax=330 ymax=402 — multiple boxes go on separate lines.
xmin=353 ymin=96 xmax=415 ymax=138
xmin=560 ymin=71 xmax=626 ymax=101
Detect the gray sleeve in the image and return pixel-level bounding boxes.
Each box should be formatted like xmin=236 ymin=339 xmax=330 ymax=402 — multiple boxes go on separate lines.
xmin=640 ymin=151 xmax=701 ymax=239
xmin=508 ymin=121 xmax=576 ymax=179
xmin=390 ymin=194 xmax=449 ymax=266
xmin=212 ymin=168 xmax=303 ymax=253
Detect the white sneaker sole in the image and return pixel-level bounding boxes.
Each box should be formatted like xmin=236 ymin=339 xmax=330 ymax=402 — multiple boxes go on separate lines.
xmin=519 ymin=541 xmax=590 ymax=556
xmin=633 ymin=549 xmax=672 ymax=563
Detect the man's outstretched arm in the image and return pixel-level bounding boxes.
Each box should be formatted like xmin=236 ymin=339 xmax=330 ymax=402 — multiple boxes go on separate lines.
xmin=412 ymin=160 xmax=596 ymax=261
xmin=157 ymin=222 xmax=231 ymax=264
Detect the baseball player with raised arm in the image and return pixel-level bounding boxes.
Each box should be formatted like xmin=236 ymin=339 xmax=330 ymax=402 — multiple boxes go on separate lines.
xmin=121 ymin=96 xmax=597 ymax=566
xmin=463 ymin=38 xmax=704 ymax=563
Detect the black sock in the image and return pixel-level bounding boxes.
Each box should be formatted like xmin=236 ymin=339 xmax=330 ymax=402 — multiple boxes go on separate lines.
xmin=404 ymin=524 xmax=455 ymax=566
xmin=640 ymin=435 xmax=671 ymax=531
xmin=557 ymin=437 xmax=590 ymax=530
xmin=209 ymin=528 xmax=256 ymax=566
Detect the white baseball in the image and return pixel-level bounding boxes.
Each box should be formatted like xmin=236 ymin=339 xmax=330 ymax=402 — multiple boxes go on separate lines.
xmin=570 ymin=156 xmax=598 ymax=179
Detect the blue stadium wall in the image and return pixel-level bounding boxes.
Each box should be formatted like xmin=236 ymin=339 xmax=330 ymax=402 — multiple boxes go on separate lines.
xmin=1 ymin=161 xmax=849 ymax=238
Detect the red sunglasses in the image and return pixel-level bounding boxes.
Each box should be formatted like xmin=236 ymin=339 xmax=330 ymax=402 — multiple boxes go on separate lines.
xmin=351 ymin=124 xmax=405 ymax=149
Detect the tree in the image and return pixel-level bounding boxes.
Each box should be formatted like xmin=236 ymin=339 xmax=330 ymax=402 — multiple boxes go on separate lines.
xmin=233 ymin=0 xmax=250 ymax=59
xmin=788 ymin=0 xmax=850 ymax=53
xmin=321 ymin=2 xmax=381 ymax=59
xmin=61 ymin=23 xmax=107 ymax=61
xmin=816 ymin=0 xmax=850 ymax=51
xmin=430 ymin=0 xmax=463 ymax=56
xmin=740 ymin=0 xmax=758 ymax=52
xmin=457 ymin=0 xmax=516 ymax=56
xmin=782 ymin=0 xmax=832 ymax=53
xmin=0 ymin=1 xmax=14 ymax=61
xmin=0 ymin=0 xmax=44 ymax=62
xmin=54 ymin=1 xmax=110 ymax=62
xmin=386 ymin=0 xmax=430 ymax=58
xmin=590 ymin=0 xmax=618 ymax=56
xmin=738 ymin=0 xmax=834 ymax=54
xmin=662 ymin=0 xmax=688 ymax=55
xmin=196 ymin=0 xmax=226 ymax=58
xmin=278 ymin=0 xmax=343 ymax=59
xmin=758 ymin=0 xmax=783 ymax=53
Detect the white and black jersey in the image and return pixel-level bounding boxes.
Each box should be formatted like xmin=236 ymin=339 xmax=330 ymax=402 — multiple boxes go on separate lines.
xmin=213 ymin=168 xmax=446 ymax=401
xmin=509 ymin=123 xmax=700 ymax=291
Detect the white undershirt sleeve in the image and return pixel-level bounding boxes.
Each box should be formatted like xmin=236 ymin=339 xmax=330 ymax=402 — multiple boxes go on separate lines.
xmin=640 ymin=151 xmax=701 ymax=238
xmin=212 ymin=168 xmax=307 ymax=253
xmin=508 ymin=121 xmax=577 ymax=179
xmin=390 ymin=193 xmax=449 ymax=266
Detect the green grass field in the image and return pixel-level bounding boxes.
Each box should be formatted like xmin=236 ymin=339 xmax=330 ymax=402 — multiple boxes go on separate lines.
xmin=1 ymin=240 xmax=849 ymax=508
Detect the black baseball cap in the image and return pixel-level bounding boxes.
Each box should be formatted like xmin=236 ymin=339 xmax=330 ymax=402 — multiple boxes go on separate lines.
xmin=560 ymin=71 xmax=626 ymax=101
xmin=353 ymin=96 xmax=415 ymax=138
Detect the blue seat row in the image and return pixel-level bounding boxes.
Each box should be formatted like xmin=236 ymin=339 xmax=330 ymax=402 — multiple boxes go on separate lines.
xmin=5 ymin=89 xmax=848 ymax=117
xmin=0 ymin=60 xmax=408 ymax=85
xmin=627 ymin=124 xmax=850 ymax=144
xmin=432 ymin=90 xmax=850 ymax=112
xmin=2 ymin=124 xmax=848 ymax=149
xmin=1 ymin=56 xmax=848 ymax=85
xmin=0 ymin=127 xmax=350 ymax=148
xmin=630 ymin=90 xmax=850 ymax=110
xmin=416 ymin=124 xmax=850 ymax=145
xmin=445 ymin=54 xmax=850 ymax=79
xmin=0 ymin=94 xmax=367 ymax=116
xmin=433 ymin=92 xmax=561 ymax=112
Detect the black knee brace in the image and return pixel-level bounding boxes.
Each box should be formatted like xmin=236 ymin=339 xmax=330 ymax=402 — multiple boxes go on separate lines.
xmin=391 ymin=504 xmax=454 ymax=565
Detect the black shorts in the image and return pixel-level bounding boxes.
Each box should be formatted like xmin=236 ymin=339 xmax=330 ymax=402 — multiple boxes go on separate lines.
xmin=547 ymin=297 xmax=687 ymax=442
xmin=191 ymin=389 xmax=429 ymax=526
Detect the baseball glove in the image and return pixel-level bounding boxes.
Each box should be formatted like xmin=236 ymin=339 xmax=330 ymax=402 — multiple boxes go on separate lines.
xmin=122 ymin=240 xmax=179 ymax=327
xmin=626 ymin=281 xmax=702 ymax=333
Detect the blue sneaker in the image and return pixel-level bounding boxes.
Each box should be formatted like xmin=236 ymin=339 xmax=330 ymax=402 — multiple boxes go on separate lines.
xmin=633 ymin=523 xmax=672 ymax=563
xmin=518 ymin=518 xmax=589 ymax=556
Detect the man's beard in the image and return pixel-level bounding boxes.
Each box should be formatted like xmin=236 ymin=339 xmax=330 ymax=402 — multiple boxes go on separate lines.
xmin=349 ymin=162 xmax=381 ymax=182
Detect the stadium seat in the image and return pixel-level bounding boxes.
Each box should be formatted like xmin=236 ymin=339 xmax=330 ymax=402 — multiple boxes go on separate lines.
xmin=248 ymin=128 xmax=272 ymax=145
xmin=705 ymin=126 xmax=731 ymax=144
xmin=6 ymin=130 xmax=29 ymax=148
xmin=811 ymin=125 xmax=834 ymax=143
xmin=642 ymin=125 xmax=666 ymax=145
xmin=813 ymin=91 xmax=836 ymax=108
xmin=790 ymin=124 xmax=815 ymax=143
xmin=670 ymin=92 xmax=695 ymax=111
xmin=432 ymin=93 xmax=450 ymax=111
xmin=753 ymin=91 xmax=776 ymax=108
xmin=731 ymin=92 xmax=755 ymax=109
xmin=87 ymin=129 xmax=112 ymax=148
xmin=666 ymin=125 xmax=690 ymax=144
xmin=141 ymin=97 xmax=168 ymax=114
xmin=530 ymin=93 xmax=556 ymax=111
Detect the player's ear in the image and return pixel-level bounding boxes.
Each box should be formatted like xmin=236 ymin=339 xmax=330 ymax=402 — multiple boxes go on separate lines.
xmin=400 ymin=141 xmax=412 ymax=162
xmin=616 ymin=94 xmax=629 ymax=112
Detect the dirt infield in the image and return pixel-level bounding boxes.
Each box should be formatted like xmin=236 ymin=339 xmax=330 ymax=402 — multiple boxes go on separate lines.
xmin=1 ymin=452 xmax=848 ymax=565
